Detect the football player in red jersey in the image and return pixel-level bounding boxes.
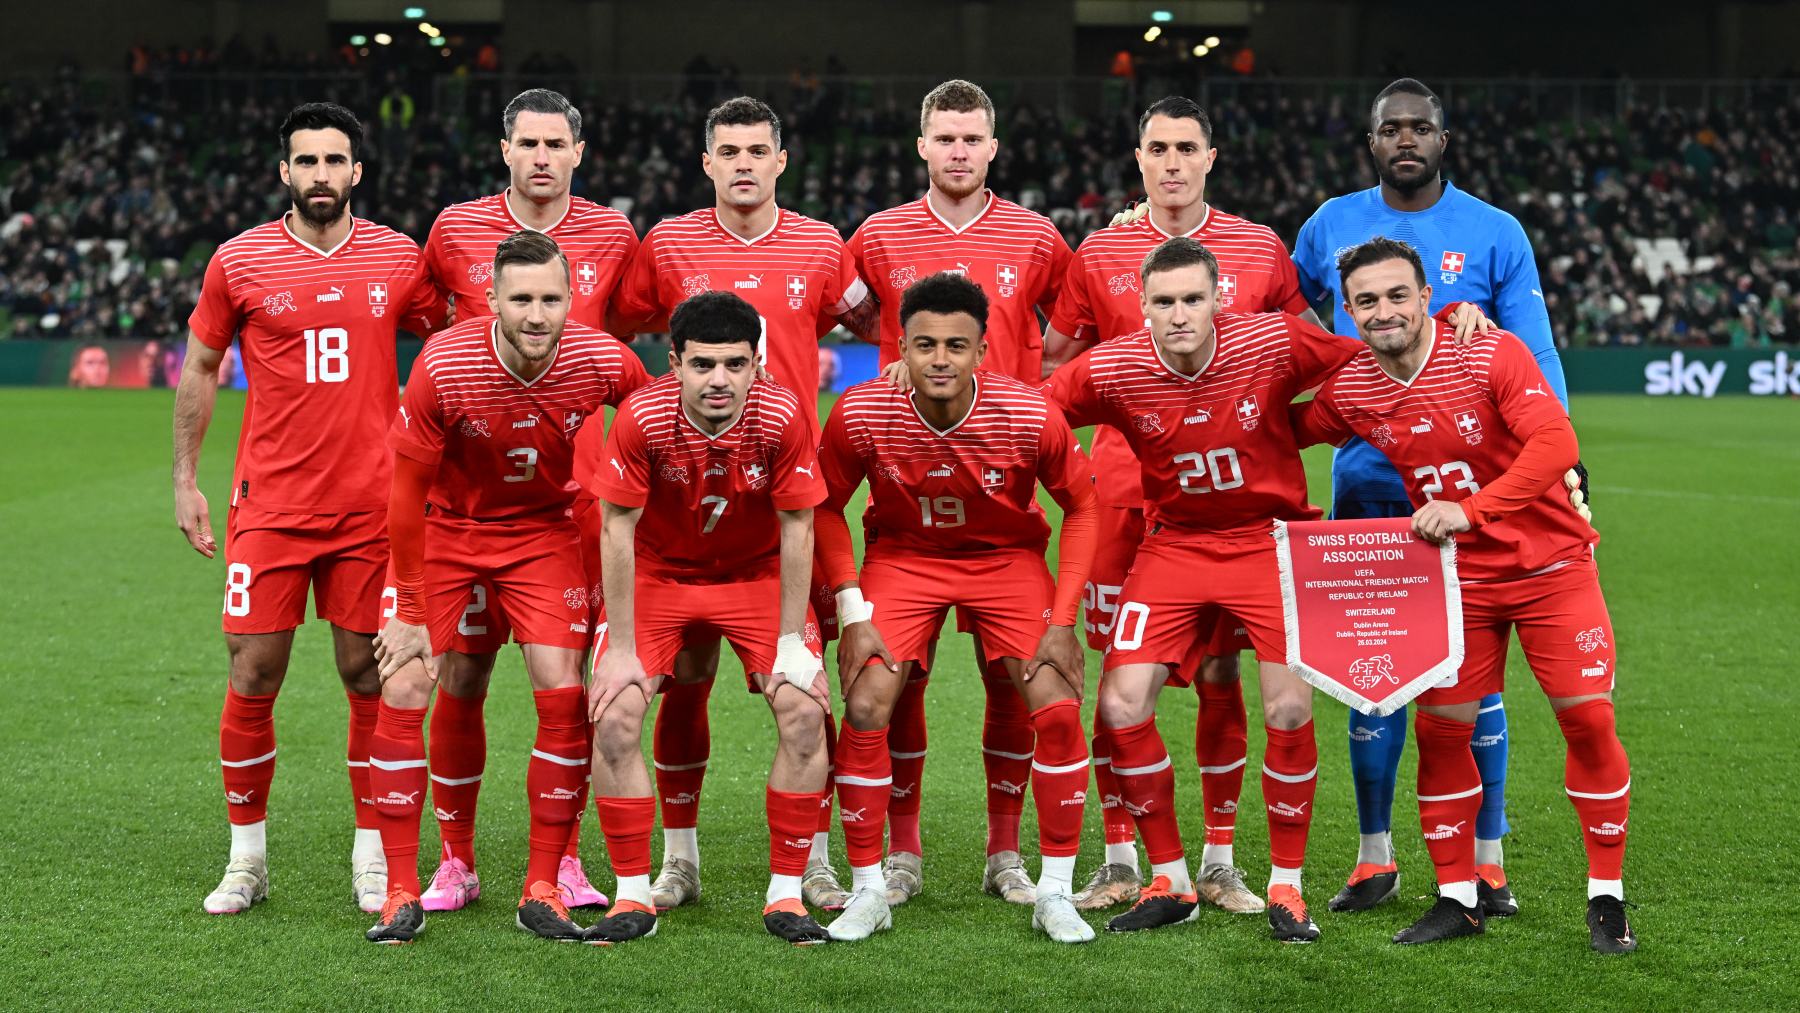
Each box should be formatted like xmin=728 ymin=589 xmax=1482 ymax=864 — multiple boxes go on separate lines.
xmin=581 ymin=291 xmax=833 ymax=946
xmin=175 ymin=103 xmax=444 ymax=917
xmin=1050 ymin=237 xmax=1365 ymax=943
xmin=607 ymin=96 xmax=877 ymax=912
xmin=1292 ymin=238 xmax=1635 ymax=954
xmin=846 ymin=79 xmax=1078 ymax=909
xmin=417 ymin=87 xmax=638 ymax=915
xmin=365 ymin=230 xmax=648 ymax=943
xmin=814 ymin=272 xmax=1099 ymax=943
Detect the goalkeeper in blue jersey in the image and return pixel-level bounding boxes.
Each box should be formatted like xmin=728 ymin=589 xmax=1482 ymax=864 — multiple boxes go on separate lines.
xmin=1292 ymin=78 xmax=1583 ymax=919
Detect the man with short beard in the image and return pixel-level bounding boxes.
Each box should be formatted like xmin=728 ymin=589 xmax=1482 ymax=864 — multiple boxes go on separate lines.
xmin=175 ymin=102 xmax=445 ymax=918
xmin=1292 ymin=78 xmax=1570 ymax=918
xmin=844 ymin=78 xmax=1076 ymax=911
xmin=365 ymin=229 xmax=649 ymax=944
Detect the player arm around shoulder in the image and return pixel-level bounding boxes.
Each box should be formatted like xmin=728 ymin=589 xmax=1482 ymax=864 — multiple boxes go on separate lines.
xmin=171 ymin=334 xmax=227 ymax=557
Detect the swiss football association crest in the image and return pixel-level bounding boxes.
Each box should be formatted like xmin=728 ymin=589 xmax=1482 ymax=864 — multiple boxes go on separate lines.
xmin=262 ymin=291 xmax=296 ymax=316
xmin=367 ymin=281 xmax=388 ymax=318
xmin=1217 ymin=273 xmax=1238 ymax=307
xmin=888 ymin=266 xmax=917 ymax=290
xmin=1370 ymin=422 xmax=1397 ymax=448
xmin=785 ymin=274 xmax=808 ymax=309
xmin=682 ymin=274 xmax=711 ymax=298
xmin=1440 ymin=250 xmax=1465 ymax=285
xmin=1236 ymin=395 xmax=1261 ymax=432
xmin=575 ymin=261 xmax=598 ymax=295
xmin=1453 ymin=410 xmax=1484 ymax=445
xmin=1107 ymin=272 xmax=1140 ymax=296
xmin=467 ymin=262 xmax=493 ymax=285
xmin=996 ymin=264 xmax=1018 ymax=298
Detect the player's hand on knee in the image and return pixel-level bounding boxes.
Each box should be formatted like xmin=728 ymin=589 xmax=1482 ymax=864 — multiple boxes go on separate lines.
xmin=1447 ymin=301 xmax=1496 ymax=344
xmin=1024 ymin=624 xmax=1086 ymax=700
xmin=881 ymin=360 xmax=913 ymax=393
xmin=769 ymin=632 xmax=828 ymax=707
xmin=836 ymin=620 xmax=896 ymax=698
xmin=1565 ymin=463 xmax=1592 ymax=522
xmin=1109 ymin=201 xmax=1149 ymax=228
xmin=589 ymin=647 xmax=653 ymax=722
xmin=373 ymin=618 xmax=436 ymax=682
xmin=174 ymin=484 xmax=216 ymax=558
xmin=1411 ymin=500 xmax=1472 ymax=544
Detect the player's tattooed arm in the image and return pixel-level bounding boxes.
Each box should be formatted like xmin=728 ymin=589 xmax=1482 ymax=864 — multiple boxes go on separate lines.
xmin=834 ymin=294 xmax=882 ymax=346
xmin=172 ymin=334 xmax=226 ymax=558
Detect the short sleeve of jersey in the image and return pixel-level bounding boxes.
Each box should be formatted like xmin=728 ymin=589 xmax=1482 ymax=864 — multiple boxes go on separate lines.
xmin=608 ymin=234 xmax=665 ymax=334
xmin=188 ymin=253 xmax=241 ymax=350
xmin=1047 ymin=251 xmax=1095 ymax=338
xmin=1485 ymin=333 xmax=1568 ymax=440
xmin=817 ymin=404 xmax=866 ymax=510
xmin=389 ymin=365 xmax=448 ymax=466
xmin=614 ymin=346 xmax=653 ymax=401
xmin=1295 ymin=386 xmax=1355 ymax=448
xmin=1035 ymin=235 xmax=1076 ymax=313
xmin=1047 ymin=351 xmax=1107 ymax=429
xmin=1285 ymin=314 xmax=1365 ymax=389
xmin=1291 ymin=208 xmax=1330 ymax=305
xmin=421 ymin=214 xmax=451 ymax=300
xmin=590 ymin=407 xmax=653 ymax=508
xmin=1035 ymin=404 xmax=1094 ymax=498
xmin=398 ymin=257 xmax=448 ymax=334
xmin=1268 ymin=249 xmax=1310 ymax=315
xmin=769 ymin=413 xmax=828 ymax=510
xmin=824 ymin=237 xmax=869 ymax=319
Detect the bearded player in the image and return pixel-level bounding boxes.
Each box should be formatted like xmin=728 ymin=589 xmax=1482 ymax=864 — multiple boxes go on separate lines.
xmin=846 ymin=79 xmax=1075 ymax=907
xmin=414 ymin=87 xmax=638 ymax=914
xmin=1292 ymin=237 xmax=1634 ymax=953
xmin=1293 ymin=78 xmax=1572 ymax=917
xmin=607 ymin=96 xmax=877 ymax=912
xmin=813 ymin=272 xmax=1098 ymax=943
xmin=176 ymin=102 xmax=444 ymax=917
xmin=363 ymin=230 xmax=648 ymax=943
xmin=1050 ymin=237 xmax=1367 ymax=943
xmin=582 ymin=290 xmax=834 ymax=946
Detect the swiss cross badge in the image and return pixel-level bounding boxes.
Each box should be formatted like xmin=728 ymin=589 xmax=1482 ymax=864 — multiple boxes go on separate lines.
xmin=576 ymin=261 xmax=598 ymax=295
xmin=981 ymin=465 xmax=1005 ymax=493
xmin=1454 ymin=410 xmax=1484 ymax=445
xmin=1217 ymin=273 xmax=1238 ymax=307
xmin=1236 ymin=395 xmax=1261 ymax=432
xmin=742 ymin=460 xmax=769 ymax=488
xmin=785 ymin=274 xmax=808 ymax=310
xmin=1440 ymin=250 xmax=1466 ymax=285
xmin=996 ymin=263 xmax=1018 ymax=298
xmin=367 ymin=281 xmax=388 ymax=318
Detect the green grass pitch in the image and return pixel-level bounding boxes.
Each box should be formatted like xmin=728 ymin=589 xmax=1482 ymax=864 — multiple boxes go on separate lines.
xmin=2 ymin=389 xmax=1796 ymax=1010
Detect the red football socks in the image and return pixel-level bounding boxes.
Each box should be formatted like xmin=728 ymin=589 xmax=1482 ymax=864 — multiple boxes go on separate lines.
xmin=652 ymin=678 xmax=713 ymax=836
xmin=428 ymin=688 xmax=485 ymax=868
xmin=595 ymin=795 xmax=656 ymax=879
xmin=1092 ymin=727 xmax=1136 ymax=847
xmin=345 ymin=690 xmax=379 ymax=830
xmin=369 ymin=702 xmax=428 ymax=895
xmin=1029 ymin=700 xmax=1088 ymax=859
xmin=1106 ymin=716 xmax=1184 ymax=865
xmin=886 ymin=677 xmax=929 ymax=856
xmin=219 ymin=686 xmax=277 ymax=825
xmin=1414 ymin=711 xmax=1482 ymax=887
xmin=834 ymin=724 xmax=891 ymax=868
xmin=525 ymin=687 xmax=589 ymax=888
xmin=981 ymin=669 xmax=1033 ymax=856
xmin=1196 ymin=680 xmax=1248 ymax=847
xmin=767 ymin=787 xmax=819 ymax=877
xmin=1262 ymin=722 xmax=1319 ymax=871
xmin=1556 ymin=699 xmax=1632 ymax=880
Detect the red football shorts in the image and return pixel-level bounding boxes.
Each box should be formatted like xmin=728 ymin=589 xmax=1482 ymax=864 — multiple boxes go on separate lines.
xmin=597 ymin=574 xmax=823 ymax=692
xmin=860 ymin=550 xmax=1054 ymax=668
xmin=1103 ymin=532 xmax=1288 ymax=684
xmin=1420 ymin=554 xmax=1617 ymax=705
xmin=222 ymin=507 xmax=387 ymax=635
xmin=1084 ymin=506 xmax=1246 ymax=663
xmin=572 ymin=494 xmax=605 ymax=629
xmin=404 ymin=514 xmax=592 ymax=652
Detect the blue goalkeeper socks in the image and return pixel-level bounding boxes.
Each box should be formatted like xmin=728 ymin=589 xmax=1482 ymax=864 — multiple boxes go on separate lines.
xmin=1472 ymin=693 xmax=1510 ymax=840
xmin=1348 ymin=706 xmax=1409 ymax=836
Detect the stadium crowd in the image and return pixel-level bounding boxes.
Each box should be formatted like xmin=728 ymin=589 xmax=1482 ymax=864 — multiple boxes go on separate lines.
xmin=3 ymin=74 xmax=1797 ymax=346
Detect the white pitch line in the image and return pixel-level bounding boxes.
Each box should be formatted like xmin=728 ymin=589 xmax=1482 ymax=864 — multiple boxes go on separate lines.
xmin=1609 ymin=486 xmax=1800 ymax=508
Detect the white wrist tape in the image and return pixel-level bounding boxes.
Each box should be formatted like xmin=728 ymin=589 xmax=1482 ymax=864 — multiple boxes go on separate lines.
xmin=835 ymin=587 xmax=875 ymax=627
xmin=774 ymin=632 xmax=822 ymax=692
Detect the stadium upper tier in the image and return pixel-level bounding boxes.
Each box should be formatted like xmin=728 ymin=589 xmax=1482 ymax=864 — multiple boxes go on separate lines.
xmin=2 ymin=77 xmax=1795 ymax=347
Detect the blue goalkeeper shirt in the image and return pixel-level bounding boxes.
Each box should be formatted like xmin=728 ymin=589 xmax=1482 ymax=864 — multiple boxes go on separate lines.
xmin=1293 ymin=180 xmax=1568 ymax=503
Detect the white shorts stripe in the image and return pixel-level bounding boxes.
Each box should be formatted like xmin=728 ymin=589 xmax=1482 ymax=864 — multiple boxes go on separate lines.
xmin=370 ymin=756 xmax=428 ymax=771
xmin=220 ymin=749 xmax=277 ymax=768
xmin=834 ymin=774 xmax=893 ymax=787
xmin=531 ymin=748 xmax=587 ymax=767
xmin=888 ymin=750 xmax=927 ymax=760
xmin=1566 ymin=778 xmax=1631 ymax=800
xmin=652 ymin=759 xmax=710 ymax=772
xmin=430 ymin=772 xmax=484 ymax=786
xmin=1091 ymin=756 xmax=1112 ymax=767
xmin=1032 ymin=758 xmax=1089 ymax=775
xmin=1112 ymin=756 xmax=1172 ymax=777
xmin=1478 ymin=702 xmax=1505 ymax=714
xmin=1261 ymin=764 xmax=1319 ymax=784
xmin=1417 ymin=784 xmax=1484 ymax=802
xmin=981 ymin=748 xmax=1034 ymax=761
xmin=1198 ymin=757 xmax=1247 ymax=775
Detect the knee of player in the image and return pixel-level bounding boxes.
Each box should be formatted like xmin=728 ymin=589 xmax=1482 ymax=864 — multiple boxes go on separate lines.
xmin=225 ymin=643 xmax=289 ymax=694
xmin=1198 ymin=654 xmax=1241 ymax=683
xmin=435 ymin=651 xmax=497 ymax=696
xmin=772 ymin=694 xmax=827 ymax=752
xmin=382 ymin=671 xmax=434 ymax=711
xmin=842 ymin=686 xmax=895 ymax=732
xmin=1262 ymin=695 xmax=1312 ymax=731
xmin=1096 ymin=680 xmax=1152 ymax=732
xmin=595 ymin=696 xmax=649 ymax=753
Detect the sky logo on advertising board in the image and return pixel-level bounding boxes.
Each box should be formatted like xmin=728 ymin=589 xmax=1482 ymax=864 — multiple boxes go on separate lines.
xmin=1748 ymin=351 xmax=1800 ymax=395
xmin=1643 ymin=350 xmax=1725 ymax=397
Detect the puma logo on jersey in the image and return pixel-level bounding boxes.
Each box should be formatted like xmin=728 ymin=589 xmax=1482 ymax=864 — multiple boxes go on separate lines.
xmin=512 ymin=414 xmax=539 ymax=429
xmin=735 ymin=273 xmax=763 ymax=290
xmin=398 ymin=406 xmax=411 ymax=428
xmin=1525 ymin=385 xmax=1549 ymax=397
xmin=794 ymin=464 xmax=814 ymax=477
xmin=1582 ymin=659 xmax=1610 ymax=679
xmin=1410 ymin=416 xmax=1435 ymax=434
xmin=316 ymin=284 xmax=345 ymax=303
xmin=1183 ymin=409 xmax=1212 ymax=425
xmin=610 ymin=458 xmax=626 ymax=479
xmin=927 ymin=463 xmax=954 ymax=477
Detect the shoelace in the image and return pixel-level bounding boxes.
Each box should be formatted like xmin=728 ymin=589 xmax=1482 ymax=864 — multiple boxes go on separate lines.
xmin=1595 ymin=897 xmax=1637 ymax=935
xmin=380 ymin=892 xmax=416 ymax=921
xmin=527 ymin=882 xmax=573 ymax=920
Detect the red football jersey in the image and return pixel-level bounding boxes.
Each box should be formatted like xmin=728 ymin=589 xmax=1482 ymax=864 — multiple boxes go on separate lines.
xmin=188 ymin=215 xmax=444 ymax=514
xmin=585 ymin=374 xmax=825 ymax=581
xmin=1050 ymin=313 xmax=1361 ymax=539
xmin=423 ymin=191 xmax=639 ymax=328
xmin=849 ymin=192 xmax=1072 ymax=382
xmin=609 ymin=208 xmax=868 ymax=413
xmin=389 ymin=317 xmax=649 ymax=522
xmin=1049 ymin=206 xmax=1310 ymax=507
xmin=1300 ymin=325 xmax=1595 ymax=581
xmin=818 ymin=374 xmax=1092 ymax=578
